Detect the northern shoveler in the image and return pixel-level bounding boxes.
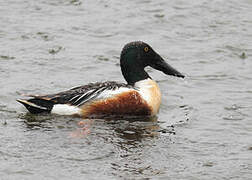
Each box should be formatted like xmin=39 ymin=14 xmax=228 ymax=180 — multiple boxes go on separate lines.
xmin=17 ymin=41 xmax=184 ymax=118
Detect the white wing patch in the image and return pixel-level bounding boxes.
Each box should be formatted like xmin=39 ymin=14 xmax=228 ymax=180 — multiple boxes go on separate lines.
xmin=51 ymin=104 xmax=81 ymax=115
xmin=96 ymin=87 xmax=132 ymax=99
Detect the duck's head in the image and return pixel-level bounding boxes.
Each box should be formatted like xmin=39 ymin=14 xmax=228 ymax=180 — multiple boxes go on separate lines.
xmin=120 ymin=41 xmax=184 ymax=85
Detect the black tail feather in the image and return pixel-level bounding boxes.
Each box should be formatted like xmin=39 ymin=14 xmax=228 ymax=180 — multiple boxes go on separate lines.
xmin=17 ymin=98 xmax=54 ymax=114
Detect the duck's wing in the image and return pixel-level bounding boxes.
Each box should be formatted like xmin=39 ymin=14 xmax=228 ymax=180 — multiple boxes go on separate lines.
xmin=26 ymin=81 xmax=134 ymax=107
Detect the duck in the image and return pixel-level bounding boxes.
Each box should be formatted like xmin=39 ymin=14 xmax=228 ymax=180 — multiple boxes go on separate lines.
xmin=17 ymin=41 xmax=184 ymax=118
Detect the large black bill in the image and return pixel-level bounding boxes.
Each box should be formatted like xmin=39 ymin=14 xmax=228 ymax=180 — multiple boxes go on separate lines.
xmin=151 ymin=56 xmax=185 ymax=78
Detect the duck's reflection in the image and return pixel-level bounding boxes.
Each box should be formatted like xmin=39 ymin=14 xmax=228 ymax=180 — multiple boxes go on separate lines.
xmin=113 ymin=116 xmax=160 ymax=141
xmin=70 ymin=116 xmax=160 ymax=140
xmin=101 ymin=116 xmax=163 ymax=177
xmin=20 ymin=113 xmax=76 ymax=130
xmin=21 ymin=114 xmax=171 ymax=177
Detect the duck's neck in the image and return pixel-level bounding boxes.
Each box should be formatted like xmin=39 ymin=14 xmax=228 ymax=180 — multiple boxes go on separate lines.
xmin=121 ymin=67 xmax=151 ymax=86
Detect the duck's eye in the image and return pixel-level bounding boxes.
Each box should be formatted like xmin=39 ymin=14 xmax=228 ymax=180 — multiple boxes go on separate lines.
xmin=144 ymin=47 xmax=149 ymax=52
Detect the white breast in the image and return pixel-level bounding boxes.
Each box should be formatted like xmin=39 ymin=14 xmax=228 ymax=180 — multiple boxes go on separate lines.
xmin=135 ymin=78 xmax=161 ymax=115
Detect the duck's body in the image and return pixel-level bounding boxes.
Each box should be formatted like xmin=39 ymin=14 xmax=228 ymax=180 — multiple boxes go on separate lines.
xmin=18 ymin=79 xmax=161 ymax=118
xmin=17 ymin=41 xmax=184 ymax=118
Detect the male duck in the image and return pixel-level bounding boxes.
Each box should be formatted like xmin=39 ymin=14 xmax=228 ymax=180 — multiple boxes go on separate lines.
xmin=17 ymin=41 xmax=184 ymax=118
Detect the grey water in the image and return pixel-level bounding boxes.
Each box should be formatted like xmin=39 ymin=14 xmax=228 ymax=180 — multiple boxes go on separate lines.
xmin=0 ymin=0 xmax=252 ymax=179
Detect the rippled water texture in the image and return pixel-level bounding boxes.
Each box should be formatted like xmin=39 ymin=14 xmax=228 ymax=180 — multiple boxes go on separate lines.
xmin=0 ymin=0 xmax=252 ymax=179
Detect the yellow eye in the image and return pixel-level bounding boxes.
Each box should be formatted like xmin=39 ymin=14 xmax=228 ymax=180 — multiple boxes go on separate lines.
xmin=144 ymin=47 xmax=149 ymax=52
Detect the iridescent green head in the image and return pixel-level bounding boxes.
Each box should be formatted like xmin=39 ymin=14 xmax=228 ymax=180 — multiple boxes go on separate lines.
xmin=120 ymin=41 xmax=184 ymax=85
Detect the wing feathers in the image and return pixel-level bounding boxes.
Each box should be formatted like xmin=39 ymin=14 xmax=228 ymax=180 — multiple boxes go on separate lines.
xmin=21 ymin=82 xmax=134 ymax=107
xmin=71 ymin=87 xmax=112 ymax=106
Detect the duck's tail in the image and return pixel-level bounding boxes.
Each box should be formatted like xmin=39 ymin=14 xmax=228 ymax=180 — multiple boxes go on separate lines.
xmin=17 ymin=98 xmax=54 ymax=114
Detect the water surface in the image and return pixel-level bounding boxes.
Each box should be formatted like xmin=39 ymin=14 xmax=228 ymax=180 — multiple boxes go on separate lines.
xmin=0 ymin=0 xmax=252 ymax=179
